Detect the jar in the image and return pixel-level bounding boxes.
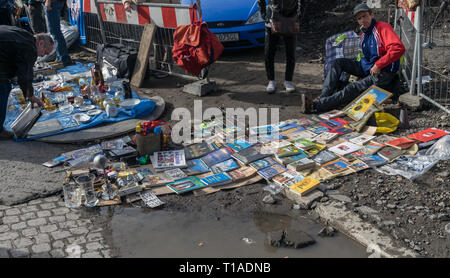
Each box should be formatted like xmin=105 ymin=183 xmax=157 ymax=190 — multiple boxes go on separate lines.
xmin=105 ymin=103 xmax=118 ymax=118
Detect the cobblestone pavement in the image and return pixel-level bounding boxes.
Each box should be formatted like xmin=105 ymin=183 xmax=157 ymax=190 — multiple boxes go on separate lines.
xmin=0 ymin=196 xmax=113 ymax=258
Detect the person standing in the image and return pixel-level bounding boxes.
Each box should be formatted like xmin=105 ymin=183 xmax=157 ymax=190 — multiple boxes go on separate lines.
xmin=258 ymin=0 xmax=302 ymax=94
xmin=0 ymin=0 xmax=15 ymax=26
xmin=0 ymin=26 xmax=54 ymax=139
xmin=24 ymin=0 xmax=47 ymax=33
xmin=44 ymin=0 xmax=73 ymax=66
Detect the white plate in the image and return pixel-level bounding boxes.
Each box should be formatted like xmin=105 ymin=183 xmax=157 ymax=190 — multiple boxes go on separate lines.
xmin=73 ymin=113 xmax=91 ymax=124
xmin=87 ymin=109 xmax=103 ymax=116
xmin=78 ymin=105 xmax=96 ymax=112
xmin=119 ymin=98 xmax=141 ymax=110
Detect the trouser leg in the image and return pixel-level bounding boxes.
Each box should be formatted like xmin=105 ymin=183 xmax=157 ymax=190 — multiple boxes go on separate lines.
xmin=321 ymin=58 xmax=366 ymax=98
xmin=264 ymin=28 xmax=279 ymax=81
xmin=46 ymin=1 xmax=72 ymax=65
xmin=0 ymin=82 xmax=12 ymax=133
xmin=25 ymin=4 xmax=47 ymax=34
xmin=283 ymin=34 xmax=296 ymax=82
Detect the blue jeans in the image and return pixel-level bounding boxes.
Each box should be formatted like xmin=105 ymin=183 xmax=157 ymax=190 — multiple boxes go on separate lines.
xmin=0 ymin=82 xmax=12 ymax=133
xmin=46 ymin=0 xmax=72 ymax=65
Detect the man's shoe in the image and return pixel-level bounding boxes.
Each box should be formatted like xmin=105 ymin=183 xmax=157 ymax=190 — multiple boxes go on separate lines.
xmin=266 ymin=81 xmax=276 ymax=94
xmin=0 ymin=130 xmax=13 ymax=140
xmin=284 ymin=81 xmax=296 ymax=93
xmin=300 ymin=94 xmax=313 ymax=114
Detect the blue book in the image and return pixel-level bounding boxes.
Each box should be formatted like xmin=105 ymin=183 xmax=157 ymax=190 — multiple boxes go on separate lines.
xmin=185 ymin=159 xmax=210 ymax=174
xmin=359 ymin=154 xmax=388 ymax=167
xmin=280 ymin=122 xmax=304 ymax=132
xmin=210 ymin=159 xmax=240 ymax=174
xmin=276 ymin=151 xmax=308 ymax=165
xmin=257 ymin=163 xmax=287 ymax=179
xmin=200 ymin=172 xmax=233 ymax=187
xmin=226 ymin=138 xmax=255 ymax=151
xmin=166 ymin=176 xmax=207 ymax=194
xmin=200 ymin=148 xmax=233 ymax=167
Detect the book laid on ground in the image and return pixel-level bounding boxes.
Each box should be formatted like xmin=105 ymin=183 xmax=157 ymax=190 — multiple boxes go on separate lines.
xmin=329 ymin=141 xmax=362 ymax=156
xmin=358 ymin=153 xmax=388 ymax=167
xmin=231 ymin=144 xmax=272 ymax=164
xmin=385 ymin=137 xmax=417 ymax=150
xmin=163 ymin=168 xmax=188 ymax=181
xmin=322 ymin=159 xmax=352 ymax=174
xmin=228 ymin=166 xmax=257 ymax=182
xmin=312 ymin=150 xmax=338 ymax=166
xmin=210 ymin=158 xmax=240 ymax=174
xmin=319 ymin=110 xmax=345 ymax=120
xmin=279 ymin=122 xmax=303 ymax=131
xmin=257 ymin=163 xmax=287 ymax=179
xmin=362 ymin=141 xmax=385 ymax=154
xmin=200 ymin=172 xmax=233 ymax=187
xmin=184 ymin=159 xmax=211 ymax=175
xmin=272 ymin=170 xmax=305 ymax=188
xmin=249 ymin=156 xmax=278 ymax=171
xmin=329 ymin=126 xmax=353 ymax=135
xmin=184 ymin=142 xmax=216 ymax=160
xmin=313 ymin=131 xmax=339 ymax=144
xmin=306 ymin=123 xmax=330 ymax=135
xmin=349 ymin=134 xmax=376 ymax=146
xmin=295 ymin=117 xmax=316 ymax=126
xmin=319 ymin=119 xmax=345 ymax=130
xmin=378 ymin=146 xmax=403 ymax=162
xmin=249 ymin=124 xmax=279 ymax=135
xmin=287 ymin=130 xmax=317 ymax=141
xmin=153 ymin=150 xmax=187 ymax=169
xmin=287 ymin=157 xmax=316 ymax=171
xmin=256 ymin=133 xmax=288 ymax=143
xmin=290 ymin=138 xmax=316 ymax=150
xmin=350 ymin=160 xmax=369 ymax=172
xmin=275 ymin=151 xmax=308 ymax=165
xmin=261 ymin=140 xmax=291 ymax=154
xmin=289 ymin=177 xmax=321 ymax=196
xmin=226 ymin=137 xmax=255 ymax=152
xmin=304 ymin=143 xmax=326 ymax=156
xmin=407 ymin=128 xmax=449 ymax=142
xmin=200 ymin=147 xmax=234 ymax=167
xmin=166 ymin=176 xmax=207 ymax=194
xmin=275 ymin=145 xmax=303 ymax=158
xmin=341 ymin=150 xmax=368 ymax=162
xmin=373 ymin=134 xmax=397 ymax=145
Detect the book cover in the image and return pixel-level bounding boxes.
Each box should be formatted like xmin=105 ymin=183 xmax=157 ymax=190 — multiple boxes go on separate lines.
xmin=362 ymin=141 xmax=385 ymax=154
xmin=249 ymin=157 xmax=278 ymax=171
xmin=332 ymin=117 xmax=350 ymax=125
xmin=290 ymin=138 xmax=316 ymax=150
xmin=185 ymin=159 xmax=211 ymax=174
xmin=304 ymin=143 xmax=326 ymax=156
xmin=341 ymin=150 xmax=368 ymax=162
xmin=261 ymin=140 xmax=291 ymax=153
xmin=313 ymin=131 xmax=338 ymax=144
xmin=329 ymin=126 xmax=353 ymax=135
xmin=101 ymin=139 xmax=125 ymax=151
xmin=256 ymin=133 xmax=288 ymax=143
xmin=358 ymin=154 xmax=388 ymax=167
xmin=184 ymin=142 xmax=216 ymax=160
xmin=319 ymin=119 xmax=345 ymax=130
xmin=407 ymin=128 xmax=449 ymax=142
xmin=279 ymin=122 xmax=304 ymax=132
xmin=289 ymin=177 xmax=321 ymax=196
xmin=295 ymin=117 xmax=316 ymax=126
xmin=163 ymin=168 xmax=188 ymax=181
xmin=228 ymin=166 xmax=257 ymax=182
xmin=257 ymin=163 xmax=287 ymax=179
xmin=322 ymin=159 xmax=352 ymax=174
xmin=153 ymin=150 xmax=187 ymax=169
xmin=249 ymin=124 xmax=279 ymax=135
xmin=385 ymin=137 xmax=417 ymax=150
xmin=166 ymin=176 xmax=207 ymax=194
xmin=200 ymin=148 xmax=233 ymax=167
xmin=272 ymin=170 xmax=304 ymax=187
xmin=231 ymin=144 xmax=271 ymax=164
xmin=275 ymin=145 xmax=302 ymax=158
xmin=319 ymin=110 xmax=345 ymax=120
xmin=210 ymin=158 xmax=240 ymax=174
xmin=226 ymin=138 xmax=254 ymax=152
xmin=312 ymin=150 xmax=338 ymax=166
xmin=350 ymin=160 xmax=369 ymax=172
xmin=200 ymin=172 xmax=233 ymax=187
xmin=276 ymin=151 xmax=308 ymax=165
xmin=349 ymin=134 xmax=376 ymax=146
xmin=373 ymin=134 xmax=397 ymax=145
xmin=329 ymin=142 xmax=362 ymax=156
xmin=378 ymin=147 xmax=403 ymax=162
xmin=287 ymin=157 xmax=316 ymax=171
xmin=287 ymin=130 xmax=317 ymax=141
xmin=307 ymin=124 xmax=330 ymax=135
xmin=307 ymin=115 xmax=326 ymax=123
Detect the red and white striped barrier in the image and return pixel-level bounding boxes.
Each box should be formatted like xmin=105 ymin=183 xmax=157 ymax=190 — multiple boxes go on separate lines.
xmin=83 ymin=0 xmax=198 ymax=28
xmin=401 ymin=8 xmax=420 ymax=30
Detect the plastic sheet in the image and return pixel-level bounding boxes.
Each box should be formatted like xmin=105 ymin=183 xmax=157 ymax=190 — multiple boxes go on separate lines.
xmin=425 ymin=135 xmax=450 ymax=160
xmin=375 ymin=154 xmax=440 ymax=180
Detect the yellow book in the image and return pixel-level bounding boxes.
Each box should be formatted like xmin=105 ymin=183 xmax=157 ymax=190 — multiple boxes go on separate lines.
xmin=289 ymin=177 xmax=320 ymax=196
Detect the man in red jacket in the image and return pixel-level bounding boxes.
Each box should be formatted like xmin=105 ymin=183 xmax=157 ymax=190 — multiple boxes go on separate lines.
xmin=301 ymin=3 xmax=406 ymax=113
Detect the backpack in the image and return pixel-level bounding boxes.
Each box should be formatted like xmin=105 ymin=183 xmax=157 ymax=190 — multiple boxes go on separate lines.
xmin=172 ymin=20 xmax=224 ymax=76
xmin=96 ymin=43 xmax=138 ymax=79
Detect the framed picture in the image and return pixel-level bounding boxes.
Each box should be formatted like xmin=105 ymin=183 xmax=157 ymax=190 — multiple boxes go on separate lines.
xmin=343 ymin=85 xmax=392 ymax=121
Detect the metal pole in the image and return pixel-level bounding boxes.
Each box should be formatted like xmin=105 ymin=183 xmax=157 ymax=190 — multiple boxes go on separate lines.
xmin=393 ymin=5 xmax=398 ymax=31
xmin=409 ymin=31 xmax=418 ymax=95
xmin=93 ymin=0 xmax=107 ymax=44
xmin=417 ymin=1 xmax=423 ymax=96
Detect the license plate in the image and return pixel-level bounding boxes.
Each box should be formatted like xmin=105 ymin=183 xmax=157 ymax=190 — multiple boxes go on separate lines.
xmin=216 ymin=33 xmax=239 ymax=42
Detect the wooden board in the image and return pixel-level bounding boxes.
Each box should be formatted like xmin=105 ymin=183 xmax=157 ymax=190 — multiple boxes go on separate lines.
xmin=37 ymin=96 xmax=165 ymax=143
xmin=131 ymin=23 xmax=157 ymax=88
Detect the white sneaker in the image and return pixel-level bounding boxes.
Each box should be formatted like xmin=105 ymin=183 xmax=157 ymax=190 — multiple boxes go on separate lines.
xmin=266 ymin=80 xmax=276 ymax=94
xmin=284 ymin=81 xmax=296 ymax=93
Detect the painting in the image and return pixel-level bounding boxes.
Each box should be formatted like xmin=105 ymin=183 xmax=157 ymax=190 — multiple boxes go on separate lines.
xmin=343 ymin=85 xmax=392 ymax=121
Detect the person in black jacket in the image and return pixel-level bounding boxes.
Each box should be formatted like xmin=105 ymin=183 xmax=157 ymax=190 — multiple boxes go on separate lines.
xmin=0 ymin=26 xmax=54 ymax=139
xmin=258 ymin=0 xmax=302 ymax=94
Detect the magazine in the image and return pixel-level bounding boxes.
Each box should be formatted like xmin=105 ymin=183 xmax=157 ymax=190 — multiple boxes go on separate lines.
xmin=210 ymin=158 xmax=240 ymax=174
xmin=153 ymin=150 xmax=187 ymax=169
xmin=166 ymin=176 xmax=207 ymax=194
xmin=257 ymin=163 xmax=287 ymax=179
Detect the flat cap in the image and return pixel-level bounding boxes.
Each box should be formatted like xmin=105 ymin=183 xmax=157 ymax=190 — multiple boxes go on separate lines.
xmin=353 ymin=3 xmax=372 ymax=16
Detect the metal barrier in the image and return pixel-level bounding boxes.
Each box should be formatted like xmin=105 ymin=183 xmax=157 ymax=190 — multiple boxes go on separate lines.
xmin=394 ymin=1 xmax=449 ymax=113
xmin=81 ymin=0 xmax=200 ymax=79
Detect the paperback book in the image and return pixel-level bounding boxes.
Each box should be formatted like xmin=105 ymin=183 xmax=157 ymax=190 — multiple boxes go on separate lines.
xmin=249 ymin=125 xmax=279 ymax=135
xmin=307 ymin=124 xmax=330 ymax=135
xmin=289 ymin=177 xmax=321 ymax=196
xmin=257 ymin=163 xmax=287 ymax=179
xmin=185 ymin=159 xmax=211 ymax=174
xmin=313 ymin=131 xmax=338 ymax=144
xmin=200 ymin=172 xmax=233 ymax=187
xmin=228 ymin=166 xmax=257 ymax=182
xmin=184 ymin=142 xmax=216 ymax=160
xmin=287 ymin=130 xmax=317 ymax=141
xmin=407 ymin=128 xmax=449 ymax=142
xmin=378 ymin=147 xmax=403 ymax=162
xmin=312 ymin=150 xmax=338 ymax=166
xmin=341 ymin=150 xmax=368 ymax=162
xmin=249 ymin=157 xmax=278 ymax=171
xmin=290 ymin=138 xmax=316 ymax=150
xmin=350 ymin=160 xmax=370 ymax=172
xmin=304 ymin=143 xmax=326 ymax=156
xmin=210 ymin=158 xmax=240 ymax=174
xmin=329 ymin=142 xmax=362 ymax=156
xmin=358 ymin=154 xmax=388 ymax=167
xmin=275 ymin=151 xmax=308 ymax=165
xmin=226 ymin=138 xmax=254 ymax=152
xmin=200 ymin=148 xmax=233 ymax=167
xmin=362 ymin=141 xmax=385 ymax=154
xmin=163 ymin=168 xmax=188 ymax=181
xmin=231 ymin=144 xmax=272 ymax=164
xmin=322 ymin=159 xmax=352 ymax=174
xmin=349 ymin=134 xmax=376 ymax=146
xmin=287 ymin=157 xmax=316 ymax=171
xmin=329 ymin=126 xmax=353 ymax=135
xmin=166 ymin=176 xmax=207 ymax=194
xmin=272 ymin=170 xmax=305 ymax=187
xmin=319 ymin=119 xmax=345 ymax=130
xmin=319 ymin=110 xmax=345 ymax=120
xmin=153 ymin=150 xmax=187 ymax=169
xmin=275 ymin=145 xmax=302 ymax=158
xmin=385 ymin=137 xmax=417 ymax=150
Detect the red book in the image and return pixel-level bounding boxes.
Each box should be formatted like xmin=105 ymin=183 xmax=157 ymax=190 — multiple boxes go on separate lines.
xmin=385 ymin=137 xmax=417 ymax=150
xmin=407 ymin=128 xmax=449 ymax=142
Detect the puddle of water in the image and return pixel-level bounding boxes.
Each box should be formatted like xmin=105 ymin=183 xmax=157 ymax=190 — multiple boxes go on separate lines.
xmin=108 ymin=207 xmax=368 ymax=258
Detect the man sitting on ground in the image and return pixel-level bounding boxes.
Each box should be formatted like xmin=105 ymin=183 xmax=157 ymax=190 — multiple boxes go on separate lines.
xmin=0 ymin=25 xmax=54 ymax=139
xmin=300 ymin=3 xmax=405 ymax=113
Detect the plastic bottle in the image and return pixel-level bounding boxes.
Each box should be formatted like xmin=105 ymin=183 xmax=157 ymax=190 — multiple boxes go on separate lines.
xmin=136 ymin=121 xmax=142 ymax=134
xmin=122 ymin=81 xmax=132 ymax=99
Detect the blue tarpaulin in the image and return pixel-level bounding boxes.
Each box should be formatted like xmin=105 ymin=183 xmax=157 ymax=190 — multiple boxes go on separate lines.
xmin=4 ymin=63 xmax=156 ymax=142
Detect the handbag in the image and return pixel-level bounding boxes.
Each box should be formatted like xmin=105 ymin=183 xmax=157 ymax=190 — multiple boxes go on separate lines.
xmin=270 ymin=9 xmax=298 ymax=36
xmin=10 ymin=102 xmax=42 ymax=138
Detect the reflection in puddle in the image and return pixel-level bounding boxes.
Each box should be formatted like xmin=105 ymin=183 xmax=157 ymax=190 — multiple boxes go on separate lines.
xmin=108 ymin=207 xmax=367 ymax=258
